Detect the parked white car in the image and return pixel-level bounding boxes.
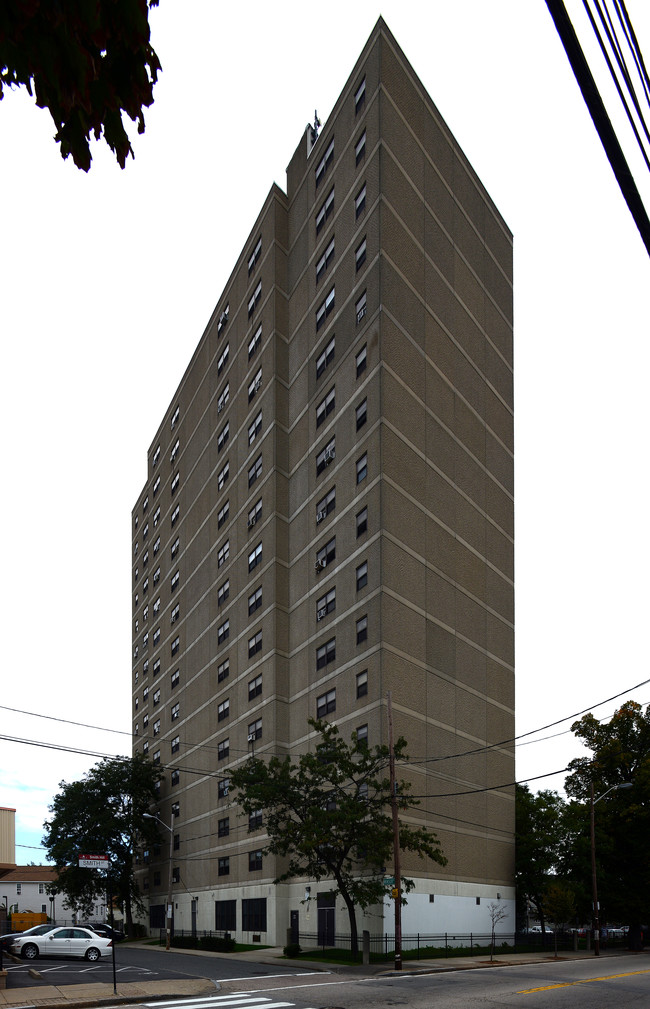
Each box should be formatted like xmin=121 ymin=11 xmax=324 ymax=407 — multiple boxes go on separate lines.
xmin=11 ymin=927 xmax=112 ymax=961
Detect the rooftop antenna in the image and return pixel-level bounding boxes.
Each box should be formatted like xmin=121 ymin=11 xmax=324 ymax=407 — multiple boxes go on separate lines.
xmin=307 ymin=110 xmax=322 ymax=157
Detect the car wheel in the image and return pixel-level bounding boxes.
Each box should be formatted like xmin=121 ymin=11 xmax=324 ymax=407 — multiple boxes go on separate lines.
xmin=22 ymin=943 xmax=39 ymax=960
xmin=85 ymin=947 xmax=101 ymax=961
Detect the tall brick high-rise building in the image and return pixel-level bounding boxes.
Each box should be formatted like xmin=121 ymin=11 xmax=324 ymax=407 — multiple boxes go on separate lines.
xmin=132 ymin=18 xmax=514 ymax=944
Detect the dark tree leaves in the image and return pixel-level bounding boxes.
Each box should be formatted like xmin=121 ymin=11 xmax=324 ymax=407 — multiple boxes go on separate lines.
xmin=230 ymin=718 xmax=446 ymax=956
xmin=0 ymin=0 xmax=161 ymax=170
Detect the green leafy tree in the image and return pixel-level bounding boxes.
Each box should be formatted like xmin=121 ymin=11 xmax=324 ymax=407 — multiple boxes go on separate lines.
xmin=565 ymin=701 xmax=650 ymax=934
xmin=544 ymin=880 xmax=577 ymax=957
xmin=0 ymin=0 xmax=161 ymax=170
xmin=43 ymin=755 xmax=162 ymax=934
xmin=230 ymin=718 xmax=447 ymax=956
xmin=515 ymin=784 xmax=565 ymax=932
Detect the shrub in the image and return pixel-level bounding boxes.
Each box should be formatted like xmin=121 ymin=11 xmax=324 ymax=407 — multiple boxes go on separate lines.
xmin=283 ymin=942 xmax=302 ymax=958
xmin=199 ymin=935 xmax=236 ymax=952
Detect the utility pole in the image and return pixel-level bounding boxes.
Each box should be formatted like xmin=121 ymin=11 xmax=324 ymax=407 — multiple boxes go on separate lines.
xmin=387 ymin=692 xmax=402 ymax=970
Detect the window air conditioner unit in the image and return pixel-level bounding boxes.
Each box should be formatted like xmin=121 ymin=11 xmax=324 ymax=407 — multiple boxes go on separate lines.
xmin=324 ymin=448 xmax=335 ymax=464
xmin=218 ymin=403 xmax=223 ymax=413
xmin=317 ymin=607 xmax=327 ymax=620
xmin=316 ymin=509 xmax=327 ymax=523
xmin=254 ymin=378 xmax=262 ymax=392
xmin=247 ymin=514 xmax=257 ymax=528
xmin=248 ymin=733 xmax=256 ymax=743
xmin=315 ymin=558 xmax=326 ymax=572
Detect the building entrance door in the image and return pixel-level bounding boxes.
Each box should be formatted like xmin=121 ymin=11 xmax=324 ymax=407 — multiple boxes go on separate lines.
xmin=317 ymin=893 xmax=335 ymax=946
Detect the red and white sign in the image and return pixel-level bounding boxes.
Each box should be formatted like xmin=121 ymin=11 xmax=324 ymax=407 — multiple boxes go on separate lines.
xmin=78 ymin=853 xmax=110 ymax=869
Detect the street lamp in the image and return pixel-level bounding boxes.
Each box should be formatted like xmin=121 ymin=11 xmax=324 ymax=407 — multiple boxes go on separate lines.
xmin=590 ymin=781 xmax=633 ymax=956
xmin=143 ymin=811 xmax=174 ymax=951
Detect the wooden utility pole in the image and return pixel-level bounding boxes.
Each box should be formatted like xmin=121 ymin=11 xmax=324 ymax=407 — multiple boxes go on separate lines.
xmin=387 ymin=692 xmax=402 ymax=970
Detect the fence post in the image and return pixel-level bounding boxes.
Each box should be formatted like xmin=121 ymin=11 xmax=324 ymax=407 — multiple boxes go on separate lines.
xmin=445 ymin=932 xmax=448 ymax=958
xmin=362 ymin=930 xmax=370 ymax=966
xmin=470 ymin=932 xmax=473 ymax=955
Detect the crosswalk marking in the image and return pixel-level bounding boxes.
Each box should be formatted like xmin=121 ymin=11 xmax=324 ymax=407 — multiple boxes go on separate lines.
xmin=144 ymin=996 xmax=317 ymax=1009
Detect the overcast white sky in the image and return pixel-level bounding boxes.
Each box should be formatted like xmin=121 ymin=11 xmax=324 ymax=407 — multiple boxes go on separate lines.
xmin=1 ymin=1 xmax=648 ymax=863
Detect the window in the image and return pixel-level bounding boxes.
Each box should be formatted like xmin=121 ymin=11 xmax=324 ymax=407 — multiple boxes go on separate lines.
xmin=355 ymin=182 xmax=366 ymax=218
xmin=152 ymin=626 xmax=160 ymax=645
xmin=356 ymin=615 xmax=368 ymax=644
xmin=153 ymin=719 xmax=161 ymax=736
xmin=153 ymin=689 xmax=161 ymax=706
xmin=170 ymin=438 xmax=180 ymax=464
xmin=171 ymin=635 xmax=180 ymax=656
xmin=143 ymin=658 xmax=149 ymax=674
xmin=142 ymin=714 xmax=148 ymax=729
xmin=153 ymin=474 xmax=160 ymax=496
xmin=142 ymin=522 xmax=149 ymax=541
xmin=247 ymin=280 xmax=262 ymax=318
xmin=218 ymin=738 xmax=229 ymax=761
xmin=217 ymin=342 xmax=229 ymax=375
xmin=16 ymin=883 xmax=21 ymax=895
xmin=142 ymin=549 xmax=149 ymax=568
xmin=248 ymin=454 xmax=262 ymax=488
xmin=143 ymin=494 xmax=149 ymax=513
xmin=248 ymin=630 xmax=262 ymax=658
xmin=171 ymin=404 xmax=180 ymax=429
xmin=218 ymin=857 xmax=230 ymax=876
xmin=218 ymin=699 xmax=230 ymax=721
xmin=171 ymin=769 xmax=179 ymax=786
xmin=316 ymin=637 xmax=336 ymax=670
xmin=218 ymin=817 xmax=230 ymax=837
xmin=218 ymin=539 xmax=230 ymax=567
xmin=248 ymin=367 xmax=262 ymax=402
xmin=153 ymin=506 xmax=161 ymax=527
xmin=153 ymin=658 xmax=160 ymax=676
xmin=152 ymin=870 xmax=160 ymax=886
xmin=356 ymin=452 xmax=368 ymax=484
xmin=316 ymin=335 xmax=335 ymax=378
xmin=242 ymin=897 xmax=267 ymax=932
xmin=154 ymin=596 xmax=161 ymax=615
xmin=153 ymin=748 xmax=160 ymax=764
xmin=355 ymin=236 xmax=367 ymax=271
xmin=316 ymin=536 xmax=336 ymax=571
xmin=218 ymin=658 xmax=229 ymax=682
xmin=153 ymin=444 xmax=161 ymax=467
xmin=248 ymin=410 xmax=262 ymax=445
xmin=218 ymin=777 xmax=230 ymax=799
xmin=248 ymin=324 xmax=262 ymax=360
xmin=172 ymin=867 xmax=180 ymax=884
xmin=215 ymin=899 xmax=236 ymax=931
xmin=218 ymin=620 xmax=230 ymax=645
xmin=356 ymin=344 xmax=367 ymax=378
xmin=217 ymin=382 xmax=229 ymax=414
xmin=316 ymin=236 xmax=335 ymax=282
xmin=248 ymin=541 xmax=262 ymax=572
xmin=248 ymin=236 xmax=262 ymax=275
xmin=249 ymin=849 xmax=263 ymax=872
xmin=143 ymin=741 xmax=149 ymax=754
xmin=356 ymin=398 xmax=367 ymax=430
xmin=143 ymin=576 xmax=149 ymax=593
xmin=142 ymin=684 xmax=148 ymax=700
xmin=174 ymin=833 xmax=180 ymax=850
xmin=316 ymin=587 xmax=336 ymax=620
xmin=171 ymin=537 xmax=180 ymax=560
xmin=317 ymin=688 xmax=336 ymax=717
xmin=316 ymin=386 xmax=335 ymax=427
xmin=356 ymin=561 xmax=368 ymax=590
xmin=355 ymin=129 xmax=365 ymax=164
xmin=248 ymin=498 xmax=263 ymax=529
xmin=171 ymin=735 xmax=180 ymax=753
xmin=354 ymin=76 xmax=366 ymax=114
xmin=171 ymin=668 xmax=180 ymax=688
xmin=356 ymin=290 xmax=367 ymax=324
xmin=217 ymin=303 xmax=229 ymax=335
xmin=316 ymin=437 xmax=336 ymax=476
xmin=248 ymin=586 xmax=262 ymax=615
xmin=248 ymin=718 xmax=262 ymax=741
xmin=171 ymin=503 xmax=180 ymax=527
xmin=218 ymin=500 xmax=229 ymax=528
xmin=315 ymin=136 xmax=334 ymax=186
xmin=356 ymin=506 xmax=368 ymax=537
xmin=356 ymin=724 xmax=368 ymax=747
xmin=316 ymin=486 xmax=335 ymax=524
xmin=316 ymin=185 xmax=335 ymax=234
xmin=171 ymin=471 xmax=180 ymax=495
xmin=249 ymin=809 xmax=263 ymax=830
xmin=316 ymin=286 xmax=335 ymax=330
xmin=217 ymin=460 xmax=229 ymax=491
xmin=171 ymin=702 xmax=180 ymax=721
xmin=218 ymin=579 xmax=230 ymax=606
xmin=356 ymin=669 xmax=368 ymax=698
xmin=218 ymin=421 xmax=229 ymax=452
xmin=171 ymin=603 xmax=180 ymax=624
xmin=248 ymin=674 xmax=262 ymax=700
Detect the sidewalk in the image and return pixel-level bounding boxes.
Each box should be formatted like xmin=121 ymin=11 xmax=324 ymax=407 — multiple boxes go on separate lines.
xmin=0 ymin=944 xmax=643 ymax=1009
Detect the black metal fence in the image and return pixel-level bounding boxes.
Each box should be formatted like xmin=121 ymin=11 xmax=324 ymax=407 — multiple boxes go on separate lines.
xmin=295 ymin=929 xmax=629 ymax=960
